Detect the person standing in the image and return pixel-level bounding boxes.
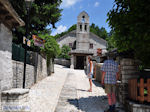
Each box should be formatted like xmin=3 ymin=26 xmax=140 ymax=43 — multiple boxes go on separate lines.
xmin=101 ymin=53 xmax=119 ymax=112
xmin=87 ymin=56 xmax=93 ymax=92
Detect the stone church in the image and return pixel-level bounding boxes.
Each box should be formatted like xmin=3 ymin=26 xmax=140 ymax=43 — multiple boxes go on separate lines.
xmin=57 ymin=11 xmax=107 ymax=69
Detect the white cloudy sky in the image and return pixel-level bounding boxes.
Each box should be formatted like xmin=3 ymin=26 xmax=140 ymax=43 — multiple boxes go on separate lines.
xmin=50 ymin=0 xmax=114 ymax=36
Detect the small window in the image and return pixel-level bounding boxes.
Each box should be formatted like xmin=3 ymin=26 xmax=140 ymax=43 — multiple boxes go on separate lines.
xmin=85 ymin=25 xmax=87 ymax=31
xmin=80 ymin=24 xmax=82 ymax=31
xmin=82 ymin=16 xmax=85 ymax=23
xmin=89 ymin=43 xmax=93 ymax=49
xmin=69 ymin=43 xmax=72 ymax=48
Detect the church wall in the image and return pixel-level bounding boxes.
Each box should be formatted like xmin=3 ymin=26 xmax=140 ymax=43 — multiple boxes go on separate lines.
xmin=89 ymin=35 xmax=107 ymax=56
xmin=57 ymin=35 xmax=76 ymax=48
xmin=57 ymin=33 xmax=107 ymax=56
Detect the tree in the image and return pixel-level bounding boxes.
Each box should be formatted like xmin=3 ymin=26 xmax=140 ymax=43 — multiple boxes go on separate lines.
xmin=58 ymin=45 xmax=71 ymax=60
xmin=90 ymin=23 xmax=109 ymax=39
xmin=40 ymin=34 xmax=60 ymax=66
xmin=9 ymin=0 xmax=62 ymax=44
xmin=107 ymin=0 xmax=150 ymax=66
xmin=106 ymin=32 xmax=116 ymax=51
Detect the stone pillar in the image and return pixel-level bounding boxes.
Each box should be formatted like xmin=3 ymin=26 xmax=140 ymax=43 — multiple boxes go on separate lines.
xmin=120 ymin=58 xmax=139 ymax=83
xmin=82 ymin=23 xmax=84 ymax=32
xmin=95 ymin=63 xmax=103 ymax=82
xmin=74 ymin=56 xmax=76 ymax=68
xmin=86 ymin=56 xmax=88 ymax=66
xmin=117 ymin=58 xmax=139 ymax=105
xmin=70 ymin=55 xmax=74 ymax=69
xmin=1 ymin=88 xmax=30 ymax=112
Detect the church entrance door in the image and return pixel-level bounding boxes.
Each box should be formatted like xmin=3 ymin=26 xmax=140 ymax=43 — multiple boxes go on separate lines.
xmin=76 ymin=56 xmax=85 ymax=69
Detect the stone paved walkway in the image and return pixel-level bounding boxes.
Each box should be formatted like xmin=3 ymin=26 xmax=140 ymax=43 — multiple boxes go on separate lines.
xmin=29 ymin=64 xmax=125 ymax=112
xmin=29 ymin=65 xmax=70 ymax=112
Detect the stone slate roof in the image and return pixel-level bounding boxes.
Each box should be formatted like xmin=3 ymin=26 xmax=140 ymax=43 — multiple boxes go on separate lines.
xmin=56 ymin=30 xmax=76 ymax=42
xmin=56 ymin=30 xmax=107 ymax=46
xmin=0 ymin=0 xmax=25 ymax=29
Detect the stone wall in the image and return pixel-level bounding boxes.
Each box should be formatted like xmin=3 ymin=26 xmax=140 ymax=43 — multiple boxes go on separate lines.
xmin=13 ymin=53 xmax=48 ymax=88
xmin=0 ymin=23 xmax=14 ymax=111
xmin=0 ymin=23 xmax=13 ymax=91
xmin=89 ymin=33 xmax=107 ymax=56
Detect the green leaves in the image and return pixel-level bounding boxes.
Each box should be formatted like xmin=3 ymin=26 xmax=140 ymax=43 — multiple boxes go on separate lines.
xmin=90 ymin=23 xmax=109 ymax=40
xmin=40 ymin=34 xmax=60 ymax=66
xmin=9 ymin=0 xmax=62 ymax=44
xmin=107 ymin=0 xmax=150 ymax=67
xmin=58 ymin=45 xmax=71 ymax=60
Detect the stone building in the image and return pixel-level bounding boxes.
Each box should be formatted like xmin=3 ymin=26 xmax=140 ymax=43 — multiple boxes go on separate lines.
xmin=57 ymin=11 xmax=107 ymax=69
xmin=0 ymin=0 xmax=24 ymax=91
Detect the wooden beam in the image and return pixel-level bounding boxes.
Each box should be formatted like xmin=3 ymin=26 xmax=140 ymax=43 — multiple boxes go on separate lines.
xmin=0 ymin=0 xmax=25 ymax=27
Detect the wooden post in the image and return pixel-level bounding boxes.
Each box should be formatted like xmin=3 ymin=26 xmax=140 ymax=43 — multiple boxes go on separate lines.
xmin=134 ymin=79 xmax=138 ymax=100
xmin=128 ymin=79 xmax=137 ymax=101
xmin=138 ymin=78 xmax=144 ymax=102
xmin=147 ymin=79 xmax=150 ymax=102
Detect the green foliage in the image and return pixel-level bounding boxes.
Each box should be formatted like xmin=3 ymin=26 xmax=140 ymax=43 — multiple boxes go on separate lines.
xmin=90 ymin=23 xmax=109 ymax=40
xmin=40 ymin=34 xmax=60 ymax=66
xmin=9 ymin=0 xmax=62 ymax=44
xmin=58 ymin=45 xmax=71 ymax=60
xmin=106 ymin=32 xmax=116 ymax=51
xmin=107 ymin=0 xmax=150 ymax=67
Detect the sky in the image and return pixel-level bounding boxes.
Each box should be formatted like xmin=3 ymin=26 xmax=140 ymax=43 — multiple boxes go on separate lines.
xmin=50 ymin=0 xmax=115 ymax=36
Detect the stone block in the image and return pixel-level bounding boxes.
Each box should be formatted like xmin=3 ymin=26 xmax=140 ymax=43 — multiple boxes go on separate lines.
xmin=121 ymin=66 xmax=138 ymax=70
xmin=121 ymin=59 xmax=138 ymax=66
xmin=1 ymin=89 xmax=30 ymax=112
xmin=121 ymin=70 xmax=139 ymax=75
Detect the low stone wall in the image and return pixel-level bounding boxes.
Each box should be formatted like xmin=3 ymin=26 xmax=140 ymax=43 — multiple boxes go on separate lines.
xmin=54 ymin=58 xmax=70 ymax=67
xmin=13 ymin=53 xmax=48 ymax=88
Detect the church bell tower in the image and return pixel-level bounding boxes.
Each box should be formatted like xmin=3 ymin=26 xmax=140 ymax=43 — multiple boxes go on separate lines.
xmin=76 ymin=11 xmax=90 ymax=50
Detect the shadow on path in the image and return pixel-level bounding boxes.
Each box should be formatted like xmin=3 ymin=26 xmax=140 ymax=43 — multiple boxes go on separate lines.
xmin=77 ymin=89 xmax=88 ymax=92
xmin=92 ymin=80 xmax=105 ymax=89
xmin=68 ymin=96 xmax=108 ymax=112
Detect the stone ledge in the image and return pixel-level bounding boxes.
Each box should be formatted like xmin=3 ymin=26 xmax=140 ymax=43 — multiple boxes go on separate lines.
xmin=2 ymin=88 xmax=29 ymax=95
xmin=127 ymin=101 xmax=150 ymax=112
xmin=1 ymin=89 xmax=30 ymax=112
